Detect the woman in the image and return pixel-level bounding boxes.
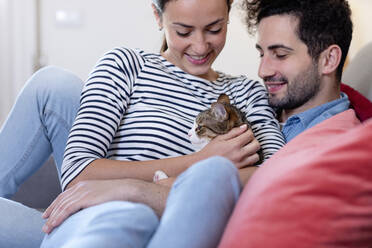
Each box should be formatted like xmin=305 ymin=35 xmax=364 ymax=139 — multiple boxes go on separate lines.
xmin=0 ymin=0 xmax=284 ymax=247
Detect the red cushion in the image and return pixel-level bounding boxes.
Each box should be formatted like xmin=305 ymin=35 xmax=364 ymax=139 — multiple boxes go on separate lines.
xmin=341 ymin=83 xmax=372 ymax=121
xmin=219 ymin=110 xmax=372 ymax=248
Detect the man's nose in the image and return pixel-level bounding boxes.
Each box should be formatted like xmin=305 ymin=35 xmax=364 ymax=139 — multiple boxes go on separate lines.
xmin=258 ymin=56 xmax=275 ymax=79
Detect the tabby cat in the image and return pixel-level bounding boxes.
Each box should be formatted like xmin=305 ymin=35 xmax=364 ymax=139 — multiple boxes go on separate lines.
xmin=188 ymin=93 xmax=250 ymax=151
xmin=153 ymin=93 xmax=261 ymax=182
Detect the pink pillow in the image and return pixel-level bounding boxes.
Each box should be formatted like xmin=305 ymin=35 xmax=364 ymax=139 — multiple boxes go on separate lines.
xmin=219 ymin=110 xmax=372 ymax=248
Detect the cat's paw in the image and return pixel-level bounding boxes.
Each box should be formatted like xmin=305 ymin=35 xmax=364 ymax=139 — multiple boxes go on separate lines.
xmin=153 ymin=170 xmax=169 ymax=182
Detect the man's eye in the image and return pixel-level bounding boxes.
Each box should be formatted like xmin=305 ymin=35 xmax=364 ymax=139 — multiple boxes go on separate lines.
xmin=176 ymin=31 xmax=191 ymax=37
xmin=276 ymin=54 xmax=287 ymax=59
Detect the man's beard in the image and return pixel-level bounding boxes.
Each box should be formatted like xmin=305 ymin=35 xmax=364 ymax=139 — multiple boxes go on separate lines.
xmin=267 ymin=63 xmax=321 ymax=110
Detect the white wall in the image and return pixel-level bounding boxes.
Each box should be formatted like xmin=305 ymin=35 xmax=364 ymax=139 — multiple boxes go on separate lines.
xmin=0 ymin=0 xmax=36 ymax=124
xmin=348 ymin=0 xmax=372 ymax=60
xmin=40 ymin=0 xmax=163 ymax=81
xmin=1 ymin=0 xmax=371 ymax=125
xmin=214 ymin=2 xmax=259 ymax=80
xmin=38 ymin=0 xmax=258 ymax=81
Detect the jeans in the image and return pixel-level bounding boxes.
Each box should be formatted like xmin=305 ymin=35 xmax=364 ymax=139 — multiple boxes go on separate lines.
xmin=0 ymin=66 xmax=83 ymax=248
xmin=41 ymin=156 xmax=241 ymax=248
xmin=0 ymin=66 xmax=83 ymax=198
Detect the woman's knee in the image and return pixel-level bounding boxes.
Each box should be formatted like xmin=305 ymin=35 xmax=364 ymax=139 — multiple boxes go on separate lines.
xmin=186 ymin=156 xmax=238 ymax=181
xmin=80 ymin=201 xmax=159 ymax=227
xmin=23 ymin=66 xmax=83 ymax=100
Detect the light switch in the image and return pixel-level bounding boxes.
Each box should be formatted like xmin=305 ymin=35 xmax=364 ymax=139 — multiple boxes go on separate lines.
xmin=55 ymin=10 xmax=82 ymax=28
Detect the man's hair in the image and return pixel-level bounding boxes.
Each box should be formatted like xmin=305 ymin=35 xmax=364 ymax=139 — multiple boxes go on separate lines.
xmin=242 ymin=0 xmax=353 ymax=80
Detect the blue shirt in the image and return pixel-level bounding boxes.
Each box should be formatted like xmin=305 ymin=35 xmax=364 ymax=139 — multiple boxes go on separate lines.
xmin=281 ymin=93 xmax=350 ymax=143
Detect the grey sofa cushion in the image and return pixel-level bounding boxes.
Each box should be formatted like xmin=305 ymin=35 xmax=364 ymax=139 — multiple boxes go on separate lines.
xmin=342 ymin=42 xmax=372 ymax=101
xmin=11 ymin=157 xmax=61 ymax=209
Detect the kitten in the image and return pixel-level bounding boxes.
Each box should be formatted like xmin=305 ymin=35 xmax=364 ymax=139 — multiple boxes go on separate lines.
xmin=188 ymin=93 xmax=250 ymax=151
xmin=153 ymin=93 xmax=260 ymax=182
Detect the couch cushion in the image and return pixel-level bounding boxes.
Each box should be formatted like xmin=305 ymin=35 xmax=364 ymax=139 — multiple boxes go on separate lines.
xmin=341 ymin=83 xmax=372 ymax=121
xmin=219 ymin=109 xmax=372 ymax=248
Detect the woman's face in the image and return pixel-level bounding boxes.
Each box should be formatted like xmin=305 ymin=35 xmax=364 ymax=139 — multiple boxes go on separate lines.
xmin=156 ymin=0 xmax=229 ymax=81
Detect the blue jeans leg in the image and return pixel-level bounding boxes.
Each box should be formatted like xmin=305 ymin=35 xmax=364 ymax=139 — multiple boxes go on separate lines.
xmin=0 ymin=66 xmax=83 ymax=198
xmin=147 ymin=156 xmax=242 ymax=248
xmin=0 ymin=197 xmax=45 ymax=248
xmin=41 ymin=201 xmax=159 ymax=248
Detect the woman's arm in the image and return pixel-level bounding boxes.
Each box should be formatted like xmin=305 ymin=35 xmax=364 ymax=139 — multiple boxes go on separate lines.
xmin=66 ymin=124 xmax=261 ymax=189
xmin=42 ymin=178 xmax=170 ymax=234
xmin=241 ymin=79 xmax=285 ymax=160
xmin=43 ymin=126 xmax=261 ymax=233
xmin=43 ymin=153 xmax=260 ymax=234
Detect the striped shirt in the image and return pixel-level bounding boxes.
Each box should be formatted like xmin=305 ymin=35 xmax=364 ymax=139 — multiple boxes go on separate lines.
xmin=61 ymin=47 xmax=285 ymax=190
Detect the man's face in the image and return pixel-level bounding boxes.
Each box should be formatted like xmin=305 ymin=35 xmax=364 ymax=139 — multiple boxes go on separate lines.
xmin=256 ymin=15 xmax=321 ymax=110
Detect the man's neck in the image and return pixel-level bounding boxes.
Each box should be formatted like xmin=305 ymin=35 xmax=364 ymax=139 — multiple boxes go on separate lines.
xmin=279 ymin=83 xmax=341 ymax=123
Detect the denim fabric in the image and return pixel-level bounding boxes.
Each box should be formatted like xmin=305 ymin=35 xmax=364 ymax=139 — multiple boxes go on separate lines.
xmin=0 ymin=197 xmax=45 ymax=248
xmin=148 ymin=156 xmax=241 ymax=248
xmin=0 ymin=66 xmax=83 ymax=247
xmin=40 ymin=157 xmax=241 ymax=248
xmin=0 ymin=66 xmax=83 ymax=198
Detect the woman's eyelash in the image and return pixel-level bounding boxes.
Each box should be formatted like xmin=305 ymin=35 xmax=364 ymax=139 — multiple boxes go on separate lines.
xmin=176 ymin=28 xmax=222 ymax=37
xmin=208 ymin=28 xmax=222 ymax=34
xmin=176 ymin=31 xmax=190 ymax=37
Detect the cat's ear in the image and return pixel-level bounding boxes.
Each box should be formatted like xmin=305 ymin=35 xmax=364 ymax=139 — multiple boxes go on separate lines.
xmin=211 ymin=103 xmax=228 ymax=121
xmin=217 ymin=94 xmax=230 ymax=105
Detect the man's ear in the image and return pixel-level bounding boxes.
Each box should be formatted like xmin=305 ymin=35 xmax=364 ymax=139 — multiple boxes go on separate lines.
xmin=318 ymin=45 xmax=342 ymax=75
xmin=152 ymin=3 xmax=163 ymax=30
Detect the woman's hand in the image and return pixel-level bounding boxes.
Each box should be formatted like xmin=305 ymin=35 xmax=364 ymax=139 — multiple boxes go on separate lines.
xmin=42 ymin=179 xmax=133 ymax=234
xmin=197 ymin=124 xmax=261 ymax=169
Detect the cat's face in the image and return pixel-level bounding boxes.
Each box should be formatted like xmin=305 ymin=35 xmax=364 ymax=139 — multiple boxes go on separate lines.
xmin=188 ymin=94 xmax=247 ymax=151
xmin=188 ymin=121 xmax=211 ymax=151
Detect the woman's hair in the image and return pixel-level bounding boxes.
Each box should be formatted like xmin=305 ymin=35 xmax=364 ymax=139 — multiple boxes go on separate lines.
xmin=241 ymin=0 xmax=353 ymax=80
xmin=153 ymin=0 xmax=233 ymax=53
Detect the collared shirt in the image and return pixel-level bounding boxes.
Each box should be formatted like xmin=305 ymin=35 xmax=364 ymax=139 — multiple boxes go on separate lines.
xmin=281 ymin=93 xmax=350 ymax=143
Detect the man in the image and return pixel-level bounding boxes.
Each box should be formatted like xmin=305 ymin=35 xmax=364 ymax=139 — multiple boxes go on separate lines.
xmin=246 ymin=0 xmax=352 ymax=142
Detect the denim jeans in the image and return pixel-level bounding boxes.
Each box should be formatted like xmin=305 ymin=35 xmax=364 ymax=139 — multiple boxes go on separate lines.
xmin=0 ymin=66 xmax=83 ymax=248
xmin=41 ymin=157 xmax=241 ymax=248
xmin=0 ymin=66 xmax=83 ymax=198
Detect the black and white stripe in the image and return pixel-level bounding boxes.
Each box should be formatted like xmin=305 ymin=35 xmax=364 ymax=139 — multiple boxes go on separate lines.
xmin=61 ymin=47 xmax=285 ymax=190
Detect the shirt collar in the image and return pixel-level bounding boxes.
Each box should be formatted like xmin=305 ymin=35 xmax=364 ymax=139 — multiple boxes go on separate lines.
xmin=284 ymin=92 xmax=349 ymax=127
